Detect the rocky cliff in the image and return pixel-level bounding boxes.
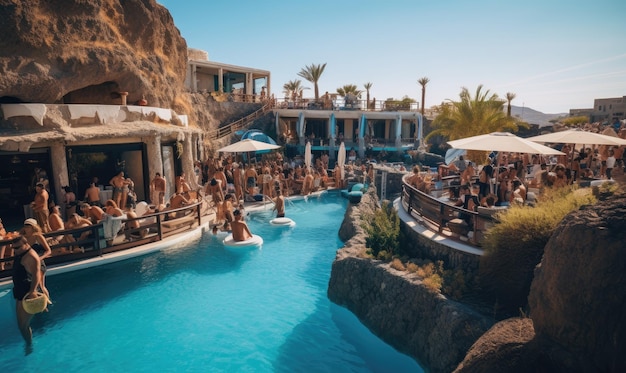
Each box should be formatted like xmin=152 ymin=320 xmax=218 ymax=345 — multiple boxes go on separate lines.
xmin=0 ymin=0 xmax=189 ymax=115
xmin=455 ymin=193 xmax=626 ymax=372
xmin=330 ymin=188 xmax=493 ymax=373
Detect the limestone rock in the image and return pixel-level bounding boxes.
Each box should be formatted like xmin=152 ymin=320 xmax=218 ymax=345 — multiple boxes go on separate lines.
xmin=528 ymin=194 xmax=626 ymax=371
xmin=0 ymin=0 xmax=187 ymax=111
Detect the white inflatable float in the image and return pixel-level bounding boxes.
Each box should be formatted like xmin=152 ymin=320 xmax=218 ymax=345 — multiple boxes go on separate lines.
xmin=223 ymin=234 xmax=263 ymax=250
xmin=269 ymin=217 xmax=296 ymax=227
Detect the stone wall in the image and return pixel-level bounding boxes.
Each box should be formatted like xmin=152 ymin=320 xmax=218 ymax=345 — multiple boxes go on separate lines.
xmin=329 ymin=187 xmax=493 ymax=373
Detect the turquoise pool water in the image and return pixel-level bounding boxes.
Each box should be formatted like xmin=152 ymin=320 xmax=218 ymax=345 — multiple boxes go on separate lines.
xmin=0 ymin=193 xmax=423 ymax=372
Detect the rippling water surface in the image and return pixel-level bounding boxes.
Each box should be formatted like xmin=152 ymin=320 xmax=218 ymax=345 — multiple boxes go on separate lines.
xmin=0 ymin=193 xmax=423 ymax=372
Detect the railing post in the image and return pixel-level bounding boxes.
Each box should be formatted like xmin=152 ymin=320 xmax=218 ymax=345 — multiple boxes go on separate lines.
xmin=156 ymin=213 xmax=163 ymax=240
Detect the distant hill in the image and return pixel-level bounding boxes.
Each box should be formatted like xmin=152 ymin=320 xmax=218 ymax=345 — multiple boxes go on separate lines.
xmin=509 ymin=105 xmax=567 ymax=127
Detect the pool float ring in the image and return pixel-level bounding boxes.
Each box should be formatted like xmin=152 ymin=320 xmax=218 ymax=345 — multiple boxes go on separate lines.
xmin=223 ymin=234 xmax=263 ymax=250
xmin=270 ymin=217 xmax=296 ymax=227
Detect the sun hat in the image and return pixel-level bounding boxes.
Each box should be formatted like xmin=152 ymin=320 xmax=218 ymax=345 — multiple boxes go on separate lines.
xmin=22 ymin=292 xmax=49 ymax=314
xmin=24 ymin=218 xmax=38 ymax=227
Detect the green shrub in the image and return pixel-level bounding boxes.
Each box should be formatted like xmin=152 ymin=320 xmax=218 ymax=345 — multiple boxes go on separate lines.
xmin=479 ymin=186 xmax=596 ymax=312
xmin=560 ymin=115 xmax=589 ymax=126
xmin=362 ymin=201 xmax=400 ymax=258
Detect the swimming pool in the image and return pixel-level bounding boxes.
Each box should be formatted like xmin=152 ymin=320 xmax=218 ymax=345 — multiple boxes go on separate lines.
xmin=0 ymin=192 xmax=423 ymax=372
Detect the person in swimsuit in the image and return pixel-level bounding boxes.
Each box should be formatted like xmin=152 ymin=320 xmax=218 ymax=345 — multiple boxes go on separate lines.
xmin=22 ymin=219 xmax=51 ymax=301
xmin=273 ymin=190 xmax=285 ymax=218
xmin=11 ymin=236 xmax=45 ymax=345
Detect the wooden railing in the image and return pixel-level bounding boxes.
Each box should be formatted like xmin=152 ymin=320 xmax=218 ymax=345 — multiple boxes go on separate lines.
xmin=206 ymin=101 xmax=273 ymax=141
xmin=0 ymin=201 xmax=205 ymax=279
xmin=400 ymin=175 xmax=502 ymax=247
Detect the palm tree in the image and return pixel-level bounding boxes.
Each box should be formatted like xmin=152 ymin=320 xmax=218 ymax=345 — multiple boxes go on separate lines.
xmin=297 ymin=63 xmax=327 ymax=101
xmin=282 ymin=80 xmax=308 ymax=101
xmin=336 ymin=84 xmax=363 ymax=98
xmin=363 ymin=82 xmax=373 ymax=109
xmin=417 ymin=77 xmax=429 ymax=117
xmin=505 ymin=92 xmax=516 ymax=117
xmin=426 ymin=85 xmax=524 ymax=144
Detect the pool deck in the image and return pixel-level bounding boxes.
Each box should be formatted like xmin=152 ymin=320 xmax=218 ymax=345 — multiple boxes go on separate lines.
xmin=0 ymin=190 xmax=332 ymax=292
xmin=394 ymin=197 xmax=483 ymax=256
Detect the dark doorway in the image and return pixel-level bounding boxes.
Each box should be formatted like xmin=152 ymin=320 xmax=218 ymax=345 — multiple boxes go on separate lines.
xmin=0 ymin=149 xmax=53 ymax=229
xmin=67 ymin=143 xmax=148 ymax=204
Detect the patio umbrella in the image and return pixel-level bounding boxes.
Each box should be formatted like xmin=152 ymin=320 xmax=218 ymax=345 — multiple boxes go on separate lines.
xmin=218 ymin=139 xmax=280 ymax=153
xmin=337 ymin=141 xmax=346 ymax=180
xmin=526 ymin=129 xmax=626 ymax=146
xmin=447 ymin=132 xmax=564 ymax=155
xmin=304 ymin=141 xmax=312 ymax=171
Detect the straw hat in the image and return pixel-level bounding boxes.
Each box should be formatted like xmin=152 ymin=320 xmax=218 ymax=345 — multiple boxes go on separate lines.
xmin=22 ymin=292 xmax=49 ymax=314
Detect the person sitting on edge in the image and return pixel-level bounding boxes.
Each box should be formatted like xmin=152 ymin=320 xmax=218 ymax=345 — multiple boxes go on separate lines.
xmin=273 ymin=190 xmax=285 ymax=218
xmin=48 ymin=205 xmax=75 ymax=252
xmin=65 ymin=213 xmax=93 ymax=246
xmin=103 ymin=200 xmax=124 ymax=217
xmin=11 ymin=235 xmax=45 ymax=345
xmin=231 ymin=209 xmax=253 ymax=242
xmin=80 ymin=203 xmax=105 ymax=223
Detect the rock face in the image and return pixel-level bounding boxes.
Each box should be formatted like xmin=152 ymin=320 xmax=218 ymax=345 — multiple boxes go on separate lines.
xmin=529 ymin=194 xmax=626 ymax=371
xmin=329 ymin=188 xmax=493 ymax=373
xmin=456 ymin=194 xmax=626 ymax=372
xmin=0 ymin=0 xmax=188 ymax=112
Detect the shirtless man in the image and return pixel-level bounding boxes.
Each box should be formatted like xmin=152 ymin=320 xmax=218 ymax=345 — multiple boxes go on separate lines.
xmin=244 ymin=164 xmax=258 ymax=197
xmin=302 ymin=169 xmax=314 ymax=195
xmin=31 ymin=183 xmax=51 ymax=233
xmin=84 ymin=182 xmax=101 ymax=206
xmin=231 ymin=209 xmax=253 ymax=242
xmin=109 ymin=172 xmax=128 ymax=209
xmin=169 ymin=192 xmax=190 ymax=210
xmin=205 ymin=178 xmax=224 ymax=207
xmin=273 ymin=190 xmax=285 ymax=218
xmin=150 ymin=173 xmax=166 ymax=205
xmin=80 ymin=203 xmax=105 ymax=223
xmin=48 ymin=205 xmax=74 ymax=251
xmin=175 ymin=172 xmax=191 ymax=194
xmin=232 ymin=163 xmax=244 ymax=202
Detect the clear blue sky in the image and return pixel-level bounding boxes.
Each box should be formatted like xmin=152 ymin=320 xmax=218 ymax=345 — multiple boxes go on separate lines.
xmin=158 ymin=0 xmax=626 ymax=114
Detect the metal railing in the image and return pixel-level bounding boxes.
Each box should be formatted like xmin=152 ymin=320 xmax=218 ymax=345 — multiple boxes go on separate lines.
xmin=0 ymin=201 xmax=205 ymax=280
xmin=400 ymin=174 xmax=501 ymax=247
xmin=205 ymin=100 xmax=273 ymax=141
xmin=273 ymin=97 xmax=425 ymax=112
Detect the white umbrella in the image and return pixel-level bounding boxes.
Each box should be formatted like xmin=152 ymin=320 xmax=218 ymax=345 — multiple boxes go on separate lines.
xmin=447 ymin=132 xmax=564 ymax=155
xmin=218 ymin=139 xmax=281 ymax=153
xmin=304 ymin=141 xmax=312 ymax=171
xmin=526 ymin=129 xmax=626 ymax=146
xmin=337 ymin=141 xmax=346 ymax=180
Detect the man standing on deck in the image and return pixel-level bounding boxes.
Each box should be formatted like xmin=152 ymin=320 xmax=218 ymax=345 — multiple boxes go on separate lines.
xmin=150 ymin=172 xmax=167 ymax=206
xmin=31 ymin=183 xmax=51 ymax=233
xmin=231 ymin=209 xmax=253 ymax=242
